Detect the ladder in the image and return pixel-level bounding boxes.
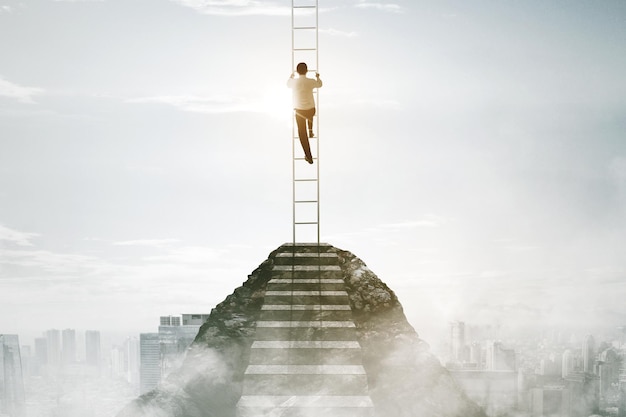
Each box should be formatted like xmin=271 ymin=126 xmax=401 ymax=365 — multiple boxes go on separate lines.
xmin=291 ymin=0 xmax=320 ymax=245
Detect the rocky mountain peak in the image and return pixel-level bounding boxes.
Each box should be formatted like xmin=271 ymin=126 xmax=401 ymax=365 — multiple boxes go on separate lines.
xmin=118 ymin=244 xmax=485 ymax=417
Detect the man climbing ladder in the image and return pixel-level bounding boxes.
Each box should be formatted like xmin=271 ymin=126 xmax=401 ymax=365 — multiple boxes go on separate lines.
xmin=287 ymin=62 xmax=322 ymax=164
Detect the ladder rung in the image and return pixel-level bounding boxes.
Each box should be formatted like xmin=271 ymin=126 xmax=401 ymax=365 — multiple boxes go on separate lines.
xmin=294 ymin=48 xmax=317 ymax=51
xmin=293 ymin=5 xmax=316 ymax=8
xmin=294 ymin=27 xmax=317 ymax=30
xmin=295 ymin=157 xmax=317 ymax=161
xmin=295 ymin=200 xmax=318 ymax=203
xmin=295 ymin=222 xmax=318 ymax=225
xmin=295 ymin=179 xmax=317 ymax=182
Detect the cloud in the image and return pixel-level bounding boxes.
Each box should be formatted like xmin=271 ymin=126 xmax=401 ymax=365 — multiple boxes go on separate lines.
xmin=0 ymin=77 xmax=44 ymax=103
xmin=169 ymin=0 xmax=289 ymax=16
xmin=0 ymin=225 xmax=40 ymax=246
xmin=324 ymin=215 xmax=450 ymax=247
xmin=0 ymin=5 xmax=12 ymax=13
xmin=114 ymin=239 xmax=181 ymax=247
xmin=143 ymin=246 xmax=225 ymax=264
xmin=0 ymin=248 xmax=100 ymax=274
xmin=378 ymin=216 xmax=448 ymax=230
xmin=354 ymin=1 xmax=403 ymax=13
xmin=320 ymin=28 xmax=358 ymax=37
xmin=126 ymin=95 xmax=257 ymax=114
xmin=351 ymin=98 xmax=402 ymax=110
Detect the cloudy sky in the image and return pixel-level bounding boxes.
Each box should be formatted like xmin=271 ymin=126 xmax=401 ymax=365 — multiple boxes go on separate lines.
xmin=1 ymin=0 xmax=625 ymax=347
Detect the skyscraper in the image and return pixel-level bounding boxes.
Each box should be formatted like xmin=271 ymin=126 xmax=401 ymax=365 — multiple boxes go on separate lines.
xmin=85 ymin=330 xmax=101 ymax=367
xmin=139 ymin=314 xmax=207 ymax=394
xmin=158 ymin=315 xmax=202 ymax=380
xmin=110 ymin=345 xmax=126 ymax=378
xmin=33 ymin=338 xmax=47 ymax=375
xmin=140 ymin=333 xmax=160 ymax=394
xmin=0 ymin=334 xmax=26 ymax=417
xmin=562 ymin=349 xmax=575 ymax=378
xmin=61 ymin=329 xmax=76 ymax=366
xmin=182 ymin=314 xmax=210 ymax=326
xmin=582 ymin=335 xmax=595 ymax=374
xmin=160 ymin=316 xmax=181 ymax=326
xmin=125 ymin=337 xmax=140 ymax=386
xmin=450 ymin=321 xmax=466 ymax=363
xmin=45 ymin=329 xmax=61 ymax=371
xmin=597 ymin=348 xmax=620 ymax=408
xmin=485 ymin=341 xmax=516 ymax=371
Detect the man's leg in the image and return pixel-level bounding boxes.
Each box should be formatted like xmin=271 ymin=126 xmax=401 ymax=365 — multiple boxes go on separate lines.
xmin=295 ymin=110 xmax=313 ymax=163
xmin=307 ymin=108 xmax=316 ymax=137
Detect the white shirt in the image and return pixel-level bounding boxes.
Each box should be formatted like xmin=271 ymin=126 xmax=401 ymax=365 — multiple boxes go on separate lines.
xmin=287 ymin=75 xmax=323 ymax=110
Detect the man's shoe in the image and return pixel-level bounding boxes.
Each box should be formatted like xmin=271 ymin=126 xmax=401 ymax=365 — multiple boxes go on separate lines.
xmin=305 ymin=155 xmax=314 ymax=164
xmin=308 ymin=130 xmax=315 ymax=138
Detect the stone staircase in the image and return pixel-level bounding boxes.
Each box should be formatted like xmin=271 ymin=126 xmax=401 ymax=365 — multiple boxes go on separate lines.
xmin=236 ymin=243 xmax=375 ymax=417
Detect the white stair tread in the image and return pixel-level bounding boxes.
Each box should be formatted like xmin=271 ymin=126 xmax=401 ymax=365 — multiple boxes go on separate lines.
xmin=256 ymin=321 xmax=355 ymax=328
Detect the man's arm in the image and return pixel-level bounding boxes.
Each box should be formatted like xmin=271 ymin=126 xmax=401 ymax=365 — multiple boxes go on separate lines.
xmin=315 ymin=73 xmax=323 ymax=88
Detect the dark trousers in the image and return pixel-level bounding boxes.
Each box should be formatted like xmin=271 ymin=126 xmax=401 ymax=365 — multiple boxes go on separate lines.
xmin=295 ymin=108 xmax=315 ymax=159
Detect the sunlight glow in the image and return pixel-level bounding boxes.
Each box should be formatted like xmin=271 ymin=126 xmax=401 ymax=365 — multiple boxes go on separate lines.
xmin=260 ymin=85 xmax=292 ymax=125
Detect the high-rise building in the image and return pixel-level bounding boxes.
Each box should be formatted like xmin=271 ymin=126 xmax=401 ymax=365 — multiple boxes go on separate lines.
xmin=125 ymin=337 xmax=140 ymax=386
xmin=19 ymin=346 xmax=31 ymax=378
xmin=45 ymin=329 xmax=61 ymax=370
xmin=597 ymin=348 xmax=620 ymax=409
xmin=110 ymin=345 xmax=126 ymax=378
xmin=450 ymin=321 xmax=466 ymax=363
xmin=562 ymin=349 xmax=575 ymax=378
xmin=563 ymin=372 xmax=599 ymax=416
xmin=182 ymin=314 xmax=210 ymax=326
xmin=61 ymin=329 xmax=76 ymax=366
xmin=33 ymin=338 xmax=47 ymax=375
xmin=139 ymin=314 xmax=208 ymax=394
xmin=158 ymin=318 xmax=202 ymax=380
xmin=0 ymin=334 xmax=26 ymax=417
xmin=485 ymin=341 xmax=516 ymax=371
xmin=530 ymin=387 xmax=570 ymax=417
xmin=469 ymin=342 xmax=483 ymax=368
xmin=538 ymin=353 xmax=562 ymax=376
xmin=140 ymin=333 xmax=160 ymax=394
xmin=582 ymin=335 xmax=595 ymax=374
xmin=85 ymin=330 xmax=101 ymax=367
xmin=160 ymin=316 xmax=181 ymax=326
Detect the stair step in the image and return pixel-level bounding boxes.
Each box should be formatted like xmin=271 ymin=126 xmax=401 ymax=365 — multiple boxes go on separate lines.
xmin=273 ymin=265 xmax=340 ymax=271
xmin=256 ymin=321 xmax=355 ymax=328
xmin=242 ymin=373 xmax=369 ymax=395
xmin=269 ymin=278 xmax=343 ymax=283
xmin=267 ymin=282 xmax=346 ymax=290
xmin=249 ymin=346 xmax=363 ymax=365
xmin=261 ymin=304 xmax=351 ymax=311
xmin=253 ymin=327 xmax=357 ymax=341
xmin=259 ymin=309 xmax=353 ymax=321
xmin=263 ymin=295 xmax=350 ymax=306
xmin=237 ymin=395 xmax=374 ymax=408
xmin=245 ymin=364 xmax=366 ymax=375
xmin=275 ymin=252 xmax=338 ymax=258
xmin=265 ymin=290 xmax=347 ymax=296
xmin=271 ymin=269 xmax=343 ymax=279
xmin=252 ymin=341 xmax=360 ymax=349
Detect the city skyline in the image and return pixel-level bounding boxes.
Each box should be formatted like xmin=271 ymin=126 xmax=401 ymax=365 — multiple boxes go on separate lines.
xmin=7 ymin=308 xmax=626 ymax=415
xmin=1 ymin=0 xmax=626 ymax=346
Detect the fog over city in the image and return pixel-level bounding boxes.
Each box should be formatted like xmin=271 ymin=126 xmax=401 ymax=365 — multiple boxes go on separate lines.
xmin=1 ymin=0 xmax=626 ymax=416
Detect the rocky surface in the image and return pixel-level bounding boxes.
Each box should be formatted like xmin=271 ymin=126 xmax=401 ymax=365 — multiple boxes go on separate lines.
xmin=117 ymin=244 xmax=486 ymax=417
